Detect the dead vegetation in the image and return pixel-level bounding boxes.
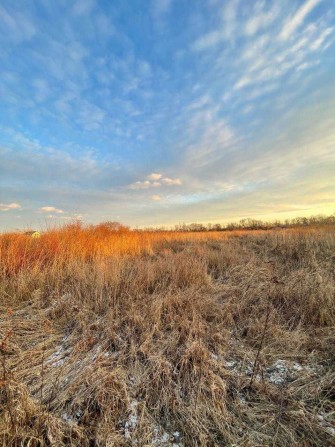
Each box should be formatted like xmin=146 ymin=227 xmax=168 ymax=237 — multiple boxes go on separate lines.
xmin=0 ymin=224 xmax=334 ymax=446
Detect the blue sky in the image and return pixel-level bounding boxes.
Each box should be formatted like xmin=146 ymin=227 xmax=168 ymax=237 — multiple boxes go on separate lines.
xmin=0 ymin=0 xmax=334 ymax=229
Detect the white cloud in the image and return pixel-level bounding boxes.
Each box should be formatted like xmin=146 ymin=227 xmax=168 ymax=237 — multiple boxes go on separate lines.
xmin=181 ymin=105 xmax=236 ymax=171
xmin=40 ymin=206 xmax=64 ymax=214
xmin=193 ymin=30 xmax=224 ymax=51
xmin=129 ymin=180 xmax=158 ymax=190
xmin=128 ymin=174 xmax=182 ymax=190
xmin=234 ymin=76 xmax=252 ymax=90
xmin=147 ymin=172 xmax=162 ymax=180
xmin=296 ymin=60 xmax=320 ymax=72
xmin=245 ymin=4 xmax=279 ymax=36
xmin=279 ymin=0 xmax=321 ymax=41
xmin=0 ymin=202 xmax=21 ymax=211
xmin=232 ymin=12 xmax=331 ymax=94
xmin=161 ymin=177 xmax=182 ymax=186
xmin=310 ymin=27 xmax=334 ymax=50
xmin=151 ymin=195 xmax=161 ymax=201
xmin=241 ymin=34 xmax=270 ymax=61
xmin=187 ymin=95 xmax=211 ymax=111
xmin=192 ymin=0 xmax=239 ymax=51
xmin=221 ymin=0 xmax=239 ymax=41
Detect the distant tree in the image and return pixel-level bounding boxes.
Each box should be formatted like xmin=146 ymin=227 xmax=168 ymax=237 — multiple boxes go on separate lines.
xmin=95 ymin=221 xmax=129 ymax=233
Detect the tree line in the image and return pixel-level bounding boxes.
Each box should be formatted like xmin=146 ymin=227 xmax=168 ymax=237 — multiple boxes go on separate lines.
xmin=138 ymin=213 xmax=335 ymax=232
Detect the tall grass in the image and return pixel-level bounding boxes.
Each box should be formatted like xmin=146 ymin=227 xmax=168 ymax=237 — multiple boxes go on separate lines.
xmin=0 ymin=224 xmax=334 ymax=446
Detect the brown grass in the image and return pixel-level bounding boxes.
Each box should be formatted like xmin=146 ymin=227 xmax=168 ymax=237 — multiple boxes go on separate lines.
xmin=0 ymin=224 xmax=334 ymax=446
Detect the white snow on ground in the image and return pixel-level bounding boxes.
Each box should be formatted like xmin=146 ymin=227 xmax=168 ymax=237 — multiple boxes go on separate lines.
xmin=121 ymin=399 xmax=183 ymax=446
xmin=46 ymin=336 xmax=71 ymax=367
xmin=152 ymin=429 xmax=170 ymax=445
xmin=47 ymin=337 xmax=114 ymax=370
xmin=124 ymin=400 xmax=139 ymax=439
xmin=265 ymin=359 xmax=316 ymax=385
xmin=266 ymin=359 xmax=289 ymax=385
xmin=61 ymin=409 xmax=83 ymax=424
xmin=61 ymin=412 xmax=73 ymax=423
xmin=61 ymin=398 xmax=184 ymax=445
xmin=220 ymin=356 xmax=316 ymax=386
xmin=152 ymin=427 xmax=183 ymax=447
xmin=224 ymin=360 xmax=236 ymax=369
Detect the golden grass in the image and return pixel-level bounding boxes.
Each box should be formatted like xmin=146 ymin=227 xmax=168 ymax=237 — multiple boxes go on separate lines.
xmin=0 ymin=224 xmax=334 ymax=446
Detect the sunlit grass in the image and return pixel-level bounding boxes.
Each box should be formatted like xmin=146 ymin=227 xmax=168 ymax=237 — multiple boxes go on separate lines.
xmin=0 ymin=223 xmax=334 ymax=446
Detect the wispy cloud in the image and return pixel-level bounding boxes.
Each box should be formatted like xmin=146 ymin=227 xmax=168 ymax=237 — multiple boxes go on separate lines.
xmin=0 ymin=4 xmax=36 ymax=42
xmin=40 ymin=206 xmax=65 ymax=214
xmin=128 ymin=180 xmax=161 ymax=190
xmin=192 ymin=0 xmax=239 ymax=50
xmin=128 ymin=173 xmax=182 ymax=190
xmin=180 ymin=105 xmax=236 ymax=170
xmin=192 ymin=29 xmax=225 ymax=52
xmin=222 ymin=0 xmax=239 ymax=41
xmin=0 ymin=202 xmax=21 ymax=211
xmin=234 ymin=76 xmax=252 ymax=90
xmin=279 ymin=0 xmax=321 ymax=41
xmin=310 ymin=27 xmax=334 ymax=50
xmin=161 ymin=177 xmax=182 ymax=186
xmin=245 ymin=4 xmax=279 ymax=36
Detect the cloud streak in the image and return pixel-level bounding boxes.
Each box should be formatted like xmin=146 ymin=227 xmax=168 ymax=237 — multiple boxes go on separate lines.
xmin=279 ymin=0 xmax=321 ymax=41
xmin=128 ymin=174 xmax=182 ymax=190
xmin=40 ymin=206 xmax=65 ymax=214
xmin=0 ymin=202 xmax=21 ymax=211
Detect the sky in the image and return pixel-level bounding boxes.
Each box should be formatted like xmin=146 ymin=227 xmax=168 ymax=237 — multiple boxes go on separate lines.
xmin=0 ymin=0 xmax=335 ymax=230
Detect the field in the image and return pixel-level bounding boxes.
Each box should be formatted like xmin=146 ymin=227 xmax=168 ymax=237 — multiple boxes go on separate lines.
xmin=0 ymin=224 xmax=334 ymax=446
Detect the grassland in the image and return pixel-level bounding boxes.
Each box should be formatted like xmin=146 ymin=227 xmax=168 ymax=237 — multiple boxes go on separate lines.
xmin=0 ymin=224 xmax=334 ymax=446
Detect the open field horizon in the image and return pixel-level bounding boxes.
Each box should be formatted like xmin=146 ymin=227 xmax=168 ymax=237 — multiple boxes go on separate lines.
xmin=2 ymin=211 xmax=335 ymax=234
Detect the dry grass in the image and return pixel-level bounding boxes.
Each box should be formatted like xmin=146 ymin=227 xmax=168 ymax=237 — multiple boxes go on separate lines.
xmin=0 ymin=224 xmax=334 ymax=446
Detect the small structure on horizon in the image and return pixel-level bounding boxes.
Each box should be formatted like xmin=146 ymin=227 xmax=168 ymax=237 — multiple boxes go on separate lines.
xmin=24 ymin=230 xmax=41 ymax=238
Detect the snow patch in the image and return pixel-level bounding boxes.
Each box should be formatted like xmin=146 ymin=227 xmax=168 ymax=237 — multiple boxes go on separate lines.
xmin=265 ymin=359 xmax=316 ymax=385
xmin=224 ymin=360 xmax=236 ymax=369
xmin=124 ymin=400 xmax=139 ymax=439
xmin=61 ymin=409 xmax=82 ymax=424
xmin=61 ymin=412 xmax=73 ymax=423
xmin=46 ymin=336 xmax=71 ymax=368
xmin=223 ymin=357 xmax=316 ymax=386
xmin=121 ymin=401 xmax=183 ymax=445
xmin=152 ymin=426 xmax=183 ymax=446
xmin=266 ymin=359 xmax=288 ymax=385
